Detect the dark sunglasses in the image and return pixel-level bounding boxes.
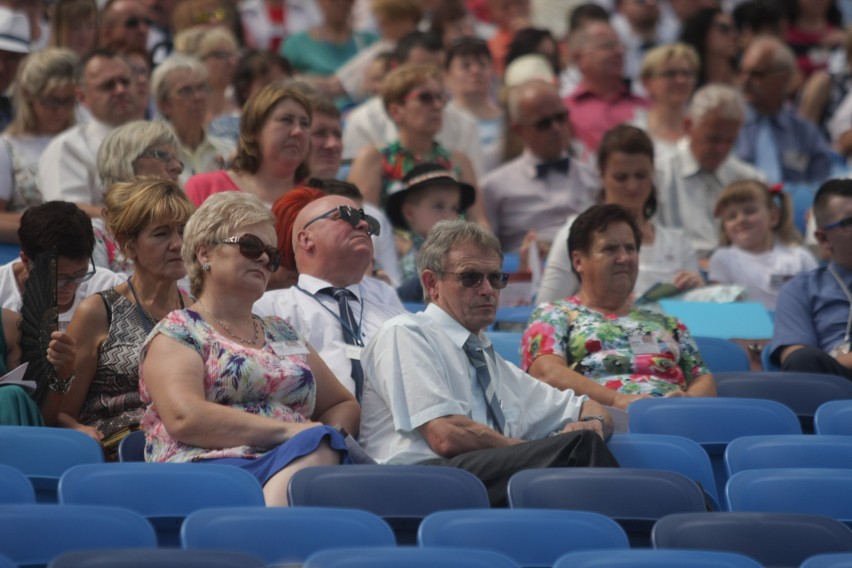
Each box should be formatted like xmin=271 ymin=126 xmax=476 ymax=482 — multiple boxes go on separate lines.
xmin=303 ymin=206 xmax=381 ymax=236
xmin=527 ymin=110 xmax=568 ymax=131
xmin=445 ymin=271 xmax=510 ymax=289
xmin=220 ymin=233 xmax=281 ymax=272
xmin=406 ymin=90 xmax=447 ymax=107
xmin=822 ymin=216 xmax=852 ymax=232
xmin=124 ymin=16 xmax=153 ymax=29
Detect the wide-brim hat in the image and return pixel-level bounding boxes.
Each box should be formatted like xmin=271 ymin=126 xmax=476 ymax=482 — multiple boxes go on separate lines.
xmin=0 ymin=8 xmax=29 ymax=55
xmin=385 ymin=162 xmax=476 ymax=230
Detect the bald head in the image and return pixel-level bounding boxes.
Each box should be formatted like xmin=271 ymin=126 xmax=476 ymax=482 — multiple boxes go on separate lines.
xmin=739 ymin=34 xmax=795 ymax=115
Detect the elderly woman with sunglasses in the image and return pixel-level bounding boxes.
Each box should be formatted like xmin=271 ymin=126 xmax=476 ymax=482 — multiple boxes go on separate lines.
xmin=0 ymin=48 xmax=78 ymax=243
xmin=95 ymin=120 xmax=184 ymax=275
xmin=348 ymin=63 xmax=489 ymax=227
xmin=59 ymin=178 xmax=193 ymax=452
xmin=139 ymin=191 xmax=359 ymax=505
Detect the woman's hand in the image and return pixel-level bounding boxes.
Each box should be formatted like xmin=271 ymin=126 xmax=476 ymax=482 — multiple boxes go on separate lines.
xmin=673 ymin=270 xmax=704 ymax=291
xmin=662 ymin=389 xmax=688 ymax=398
xmin=612 ymin=391 xmax=652 ymax=410
xmin=70 ymin=422 xmax=104 ymax=442
xmin=47 ymin=331 xmax=76 ymax=382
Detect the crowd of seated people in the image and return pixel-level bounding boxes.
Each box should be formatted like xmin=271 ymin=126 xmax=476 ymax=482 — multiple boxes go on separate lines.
xmin=0 ymin=0 xmax=851 ymax=509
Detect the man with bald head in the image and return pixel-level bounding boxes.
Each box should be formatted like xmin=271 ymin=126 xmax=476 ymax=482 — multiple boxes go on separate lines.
xmin=735 ymin=35 xmax=832 ymax=184
xmin=254 ymin=187 xmax=405 ymax=402
xmin=100 ymin=0 xmax=151 ymax=53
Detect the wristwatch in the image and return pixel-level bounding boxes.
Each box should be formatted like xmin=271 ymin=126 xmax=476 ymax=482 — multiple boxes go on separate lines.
xmin=580 ymin=415 xmax=607 ymax=427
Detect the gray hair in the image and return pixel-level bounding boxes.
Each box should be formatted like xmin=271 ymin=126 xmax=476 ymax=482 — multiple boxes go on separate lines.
xmin=181 ymin=191 xmax=275 ymax=297
xmin=417 ymin=219 xmax=502 ymax=301
xmin=750 ymin=34 xmax=796 ymax=73
xmin=687 ymin=83 xmax=746 ymax=124
xmin=97 ymin=120 xmax=181 ymax=188
xmin=150 ymin=53 xmax=208 ymax=106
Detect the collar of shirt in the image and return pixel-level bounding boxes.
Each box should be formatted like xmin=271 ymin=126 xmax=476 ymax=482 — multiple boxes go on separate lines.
xmin=829 ymin=261 xmax=852 ymax=284
xmin=745 ymin=104 xmax=792 ymax=128
xmin=84 ymin=117 xmax=115 ymax=144
xmin=567 ymin=80 xmax=638 ymax=103
xmin=424 ymin=302 xmax=492 ymax=351
xmin=677 ymin=138 xmax=702 ymax=178
xmin=297 ymin=273 xmax=363 ymax=303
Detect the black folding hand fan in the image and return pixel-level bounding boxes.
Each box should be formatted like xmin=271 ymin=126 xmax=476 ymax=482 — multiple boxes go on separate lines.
xmin=19 ymin=249 xmax=58 ymax=404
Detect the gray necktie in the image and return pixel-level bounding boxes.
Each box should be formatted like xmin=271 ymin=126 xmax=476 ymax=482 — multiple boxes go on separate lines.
xmin=321 ymin=287 xmax=364 ymax=402
xmin=463 ymin=336 xmax=506 ymax=434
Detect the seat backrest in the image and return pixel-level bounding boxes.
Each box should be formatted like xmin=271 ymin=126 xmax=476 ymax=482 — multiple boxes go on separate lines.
xmin=118 ymin=430 xmax=146 ymax=462
xmin=725 ymin=435 xmax=852 ymax=477
xmin=0 ymin=504 xmax=156 ymax=567
xmin=418 ymin=509 xmax=628 ymax=567
xmin=693 ymin=338 xmax=751 ymax=373
xmin=553 ymin=549 xmax=764 ymax=568
xmin=801 ymin=552 xmax=852 ymax=568
xmin=0 ymin=426 xmax=104 ymax=502
xmin=181 ymin=506 xmax=396 ymax=565
xmin=59 ymin=463 xmax=265 ymax=546
xmin=714 ymin=372 xmax=852 ymax=432
xmin=726 ymin=468 xmax=852 ymax=525
xmin=486 ymin=332 xmax=523 ymax=367
xmin=0 ymin=463 xmax=35 ymax=504
xmin=304 ymin=546 xmax=521 ymax=568
xmin=816 ymin=400 xmax=852 ymax=435
xmin=607 ymin=433 xmax=719 ymax=509
xmin=507 ymin=467 xmax=707 ymax=547
xmin=652 ymin=512 xmax=852 ymax=568
xmin=47 ymin=548 xmax=267 ymax=568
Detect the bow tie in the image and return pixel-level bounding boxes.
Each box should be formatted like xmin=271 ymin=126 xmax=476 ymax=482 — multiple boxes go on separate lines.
xmin=535 ymin=157 xmax=570 ymax=179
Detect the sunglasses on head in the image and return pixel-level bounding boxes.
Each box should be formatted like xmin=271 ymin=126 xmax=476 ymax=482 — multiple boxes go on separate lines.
xmin=445 ymin=271 xmax=510 ymax=289
xmin=220 ymin=233 xmax=281 ymax=272
xmin=303 ymin=206 xmax=381 ymax=236
xmin=527 ymin=110 xmax=568 ymax=131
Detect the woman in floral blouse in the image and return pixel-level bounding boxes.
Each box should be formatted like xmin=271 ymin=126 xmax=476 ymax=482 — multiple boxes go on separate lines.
xmin=522 ymin=204 xmax=716 ymax=410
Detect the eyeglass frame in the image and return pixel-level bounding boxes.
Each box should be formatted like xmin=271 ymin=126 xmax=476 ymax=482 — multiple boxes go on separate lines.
xmin=57 ymin=258 xmax=97 ymax=288
xmin=302 ymin=205 xmax=381 ymax=236
xmin=442 ymin=271 xmax=511 ymax=289
xmin=219 ymin=233 xmax=282 ymax=272
xmin=404 ymin=90 xmax=447 ymax=107
xmin=821 ymin=215 xmax=852 ymax=232
xmin=523 ymin=110 xmax=569 ymax=131
xmin=135 ymin=148 xmax=184 ymax=170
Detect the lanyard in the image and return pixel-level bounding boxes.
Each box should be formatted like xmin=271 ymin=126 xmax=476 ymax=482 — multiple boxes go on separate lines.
xmin=828 ymin=263 xmax=852 ymax=347
xmin=295 ymin=284 xmax=366 ymax=346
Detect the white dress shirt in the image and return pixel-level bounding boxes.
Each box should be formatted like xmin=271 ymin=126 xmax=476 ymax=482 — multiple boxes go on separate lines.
xmin=175 ymin=130 xmax=236 ymax=187
xmin=253 ymin=273 xmax=405 ymax=395
xmin=655 ymin=138 xmax=765 ymax=258
xmin=359 ymin=303 xmax=588 ymax=464
xmin=38 ymin=118 xmax=114 ymax=206
xmin=481 ymin=149 xmax=599 ymax=252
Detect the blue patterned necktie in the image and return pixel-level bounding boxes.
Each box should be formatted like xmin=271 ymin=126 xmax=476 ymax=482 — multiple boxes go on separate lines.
xmin=755 ymin=116 xmax=782 ymax=184
xmin=321 ymin=287 xmax=364 ymax=402
xmin=463 ymin=336 xmax=506 ymax=434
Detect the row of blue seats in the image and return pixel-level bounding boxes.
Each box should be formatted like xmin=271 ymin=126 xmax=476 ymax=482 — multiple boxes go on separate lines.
xmin=1 ymin=502 xmax=851 ymax=568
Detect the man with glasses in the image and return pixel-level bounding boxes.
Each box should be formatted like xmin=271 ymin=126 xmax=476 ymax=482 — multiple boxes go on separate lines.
xmin=482 ymin=79 xmax=597 ymax=255
xmin=99 ymin=0 xmax=151 ymax=54
xmin=39 ymin=50 xmax=141 ymax=217
xmin=255 ymin=189 xmax=404 ymax=402
xmin=0 ymin=201 xmax=123 ymax=327
xmin=360 ymin=219 xmax=617 ymax=506
xmin=769 ymin=179 xmax=852 ymax=380
xmin=735 ymin=35 xmax=831 ymax=185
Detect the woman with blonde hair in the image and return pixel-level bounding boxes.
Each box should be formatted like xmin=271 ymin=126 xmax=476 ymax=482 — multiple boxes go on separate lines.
xmin=48 ymin=0 xmax=98 ymax=58
xmin=185 ymin=82 xmax=311 ymax=208
xmin=175 ymin=26 xmax=241 ymax=126
xmin=140 ymin=191 xmax=358 ymax=505
xmin=0 ymin=48 xmax=78 ymax=242
xmin=61 ymin=178 xmax=194 ymax=454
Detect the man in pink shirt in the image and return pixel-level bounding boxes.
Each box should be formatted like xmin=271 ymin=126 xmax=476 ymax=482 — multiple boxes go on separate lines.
xmin=564 ymin=21 xmax=649 ymax=152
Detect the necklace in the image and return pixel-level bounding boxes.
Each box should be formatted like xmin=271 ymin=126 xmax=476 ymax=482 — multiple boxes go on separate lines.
xmin=127 ymin=276 xmax=185 ymax=334
xmin=199 ymin=299 xmax=260 ymax=346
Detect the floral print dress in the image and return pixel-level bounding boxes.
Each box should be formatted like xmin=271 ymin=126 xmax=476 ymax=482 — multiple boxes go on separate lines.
xmin=139 ymin=309 xmax=316 ymax=462
xmin=521 ymin=296 xmax=709 ymax=396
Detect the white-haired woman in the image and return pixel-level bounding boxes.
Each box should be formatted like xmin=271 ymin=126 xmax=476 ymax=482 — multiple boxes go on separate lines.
xmin=139 ymin=191 xmax=358 ymax=506
xmin=0 ymin=48 xmax=78 ymax=242
xmin=94 ymin=120 xmax=185 ymax=274
xmin=151 ymin=54 xmax=235 ymax=186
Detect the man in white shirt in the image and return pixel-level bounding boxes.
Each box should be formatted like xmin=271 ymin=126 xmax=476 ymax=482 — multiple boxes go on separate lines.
xmin=360 ymin=219 xmax=617 ymax=506
xmin=38 ymin=50 xmax=141 ymax=217
xmin=482 ymin=79 xmax=598 ymax=254
xmin=0 ymin=201 xmax=124 ymax=328
xmin=254 ymin=189 xmax=405 ymax=401
xmin=656 ymin=83 xmax=764 ymax=258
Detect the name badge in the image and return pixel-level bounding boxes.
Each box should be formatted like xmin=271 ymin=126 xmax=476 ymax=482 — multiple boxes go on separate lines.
xmin=345 ymin=344 xmax=363 ymax=361
xmin=628 ymin=334 xmax=660 ymax=355
xmin=270 ymin=340 xmax=309 ymax=357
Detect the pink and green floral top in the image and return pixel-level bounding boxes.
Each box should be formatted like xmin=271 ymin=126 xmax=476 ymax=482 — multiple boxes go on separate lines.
xmin=139 ymin=309 xmax=316 ymax=462
xmin=521 ymin=296 xmax=709 ymax=396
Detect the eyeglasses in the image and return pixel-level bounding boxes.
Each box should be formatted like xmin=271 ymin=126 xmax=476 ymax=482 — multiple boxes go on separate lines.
xmin=406 ymin=90 xmax=447 ymax=107
xmin=203 ymin=50 xmax=237 ymax=61
xmin=714 ymin=21 xmax=736 ymax=35
xmin=136 ymin=148 xmax=184 ymax=169
xmin=741 ymin=66 xmax=786 ymax=79
xmin=38 ymin=95 xmax=76 ymax=109
xmin=822 ymin=216 xmax=852 ymax=232
xmin=220 ymin=233 xmax=281 ymax=272
xmin=123 ymin=16 xmax=152 ymax=29
xmin=526 ymin=110 xmax=569 ymax=131
xmin=57 ymin=259 xmax=96 ymax=288
xmin=303 ymin=205 xmax=381 ymax=236
xmin=656 ymin=69 xmax=696 ymax=80
xmin=444 ymin=271 xmax=510 ymax=289
xmin=174 ymin=83 xmax=210 ymax=98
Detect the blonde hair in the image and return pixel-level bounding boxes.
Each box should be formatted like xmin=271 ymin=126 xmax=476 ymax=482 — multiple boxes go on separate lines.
xmin=639 ymin=42 xmax=700 ymax=81
xmin=181 ymin=191 xmax=275 ymax=297
xmin=714 ymin=179 xmax=800 ymax=246
xmin=380 ymin=63 xmax=443 ymax=113
xmin=6 ymin=48 xmax=79 ymax=137
xmin=104 ymin=177 xmax=195 ymax=250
